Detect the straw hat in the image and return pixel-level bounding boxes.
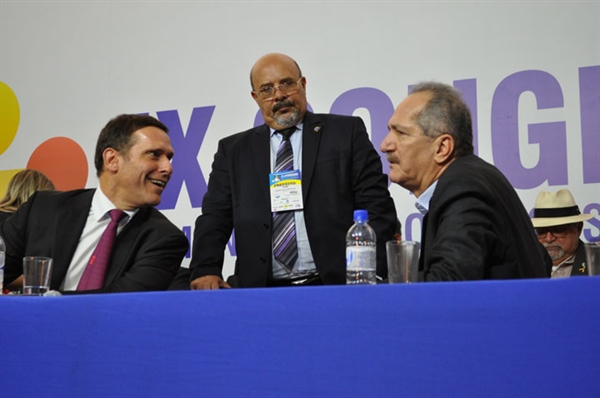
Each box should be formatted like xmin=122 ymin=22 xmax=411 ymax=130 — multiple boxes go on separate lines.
xmin=531 ymin=189 xmax=593 ymax=228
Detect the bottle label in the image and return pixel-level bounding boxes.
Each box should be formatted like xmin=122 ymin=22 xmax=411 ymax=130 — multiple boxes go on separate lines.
xmin=346 ymin=246 xmax=376 ymax=271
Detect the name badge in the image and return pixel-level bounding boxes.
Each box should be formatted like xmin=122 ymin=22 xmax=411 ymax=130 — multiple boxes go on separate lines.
xmin=270 ymin=170 xmax=303 ymax=212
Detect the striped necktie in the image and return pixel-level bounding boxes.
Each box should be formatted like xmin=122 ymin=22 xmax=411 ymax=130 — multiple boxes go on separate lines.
xmin=272 ymin=127 xmax=299 ymax=273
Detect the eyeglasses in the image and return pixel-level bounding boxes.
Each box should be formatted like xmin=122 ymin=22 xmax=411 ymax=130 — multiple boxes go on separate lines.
xmin=535 ymin=224 xmax=576 ymax=238
xmin=253 ymin=77 xmax=302 ymax=100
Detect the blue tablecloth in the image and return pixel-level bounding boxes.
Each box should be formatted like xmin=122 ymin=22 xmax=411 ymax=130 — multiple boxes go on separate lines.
xmin=1 ymin=277 xmax=599 ymax=398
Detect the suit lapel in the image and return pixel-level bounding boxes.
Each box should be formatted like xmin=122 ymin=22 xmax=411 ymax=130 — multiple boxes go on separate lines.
xmin=571 ymin=240 xmax=588 ymax=276
xmin=418 ymin=213 xmax=428 ymax=272
xmin=251 ymin=125 xmax=274 ymax=203
xmin=301 ymin=112 xmax=322 ymax=199
xmin=104 ymin=208 xmax=150 ymax=285
xmin=51 ymin=190 xmax=94 ymax=288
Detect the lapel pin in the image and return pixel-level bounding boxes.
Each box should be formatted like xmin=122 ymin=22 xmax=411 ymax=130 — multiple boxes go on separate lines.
xmin=314 ymin=126 xmax=321 ymax=132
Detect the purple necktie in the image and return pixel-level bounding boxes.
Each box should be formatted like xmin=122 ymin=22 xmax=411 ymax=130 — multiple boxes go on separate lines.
xmin=77 ymin=209 xmax=127 ymax=291
xmin=272 ymin=127 xmax=299 ymax=272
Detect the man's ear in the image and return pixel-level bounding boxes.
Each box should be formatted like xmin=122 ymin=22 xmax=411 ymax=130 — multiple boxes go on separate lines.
xmin=103 ymin=148 xmax=120 ymax=174
xmin=433 ymin=133 xmax=455 ymax=165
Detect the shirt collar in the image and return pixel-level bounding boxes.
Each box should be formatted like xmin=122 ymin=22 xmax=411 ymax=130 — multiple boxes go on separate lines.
xmin=555 ymin=253 xmax=576 ymax=268
xmin=91 ymin=188 xmax=137 ymax=222
xmin=415 ymin=180 xmax=438 ymax=215
xmin=270 ymin=122 xmax=303 ymax=137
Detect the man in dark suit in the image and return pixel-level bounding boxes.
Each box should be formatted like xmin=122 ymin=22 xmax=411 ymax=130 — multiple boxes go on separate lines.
xmin=380 ymin=82 xmax=550 ymax=280
xmin=0 ymin=114 xmax=189 ymax=293
xmin=531 ymin=189 xmax=594 ymax=278
xmin=189 ymin=53 xmax=397 ymax=289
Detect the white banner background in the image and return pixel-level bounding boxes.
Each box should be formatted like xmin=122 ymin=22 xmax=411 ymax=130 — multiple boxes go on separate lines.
xmin=1 ymin=1 xmax=598 ymax=278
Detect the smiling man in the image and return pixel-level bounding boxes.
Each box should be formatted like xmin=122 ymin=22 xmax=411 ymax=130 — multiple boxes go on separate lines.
xmin=380 ymin=81 xmax=550 ymax=281
xmin=189 ymin=53 xmax=396 ymax=289
xmin=0 ymin=114 xmax=189 ymax=293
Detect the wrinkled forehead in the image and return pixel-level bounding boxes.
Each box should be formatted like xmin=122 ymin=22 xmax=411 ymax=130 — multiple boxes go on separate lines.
xmin=251 ymin=57 xmax=301 ymax=88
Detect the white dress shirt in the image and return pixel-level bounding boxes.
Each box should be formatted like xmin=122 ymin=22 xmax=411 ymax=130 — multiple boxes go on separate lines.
xmin=60 ymin=188 xmax=136 ymax=290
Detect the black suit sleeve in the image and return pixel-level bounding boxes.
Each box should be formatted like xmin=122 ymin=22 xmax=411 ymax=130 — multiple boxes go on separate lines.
xmin=349 ymin=117 xmax=397 ymax=278
xmin=98 ymin=218 xmax=189 ymax=293
xmin=0 ymin=195 xmax=36 ymax=285
xmin=189 ymin=138 xmax=234 ymax=281
xmin=423 ymin=183 xmax=500 ymax=281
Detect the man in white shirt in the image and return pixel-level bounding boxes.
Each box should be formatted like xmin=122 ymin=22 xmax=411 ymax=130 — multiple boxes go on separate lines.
xmin=1 ymin=114 xmax=188 ymax=293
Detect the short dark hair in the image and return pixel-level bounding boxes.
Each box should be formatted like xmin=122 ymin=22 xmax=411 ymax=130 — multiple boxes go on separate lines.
xmin=94 ymin=114 xmax=168 ymax=176
xmin=409 ymin=82 xmax=474 ymax=157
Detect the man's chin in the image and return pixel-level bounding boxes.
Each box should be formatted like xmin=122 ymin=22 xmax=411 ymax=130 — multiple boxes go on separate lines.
xmin=547 ymin=248 xmax=564 ymax=261
xmin=145 ymin=193 xmax=162 ymax=207
xmin=273 ymin=109 xmax=301 ymax=127
xmin=389 ymin=173 xmax=406 ymax=187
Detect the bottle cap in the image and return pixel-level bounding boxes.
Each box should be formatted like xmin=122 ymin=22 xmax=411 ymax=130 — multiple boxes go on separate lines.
xmin=353 ymin=209 xmax=368 ymax=222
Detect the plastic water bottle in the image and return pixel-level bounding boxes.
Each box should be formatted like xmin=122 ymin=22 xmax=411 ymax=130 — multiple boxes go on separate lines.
xmin=346 ymin=209 xmax=377 ymax=285
xmin=0 ymin=235 xmax=5 ymax=292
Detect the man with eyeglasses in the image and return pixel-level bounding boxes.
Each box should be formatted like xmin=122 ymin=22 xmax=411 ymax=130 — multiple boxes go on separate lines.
xmin=532 ymin=189 xmax=594 ymax=278
xmin=188 ymin=53 xmax=397 ymax=289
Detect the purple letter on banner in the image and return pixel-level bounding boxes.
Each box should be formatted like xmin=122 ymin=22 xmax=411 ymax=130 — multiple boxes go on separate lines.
xmin=156 ymin=107 xmax=214 ymax=210
xmin=404 ymin=212 xmax=423 ymax=242
xmin=329 ymin=87 xmax=395 ymax=177
xmin=583 ymin=203 xmax=600 ymax=242
xmin=491 ymin=70 xmax=567 ymax=189
xmin=182 ymin=226 xmax=191 ymax=258
xmin=579 ymin=66 xmax=600 ymax=184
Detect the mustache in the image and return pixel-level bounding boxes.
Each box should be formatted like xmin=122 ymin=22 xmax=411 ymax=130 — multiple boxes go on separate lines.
xmin=272 ymin=100 xmax=294 ymax=113
xmin=386 ymin=154 xmax=399 ymax=163
xmin=543 ymin=243 xmax=563 ymax=250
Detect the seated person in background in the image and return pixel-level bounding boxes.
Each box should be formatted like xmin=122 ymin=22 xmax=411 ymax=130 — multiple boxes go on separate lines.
xmin=380 ymin=81 xmax=551 ymax=280
xmin=0 ymin=169 xmax=55 ymax=290
xmin=531 ymin=189 xmax=594 ymax=278
xmin=0 ymin=114 xmax=189 ymax=293
xmin=0 ymin=169 xmax=55 ymax=225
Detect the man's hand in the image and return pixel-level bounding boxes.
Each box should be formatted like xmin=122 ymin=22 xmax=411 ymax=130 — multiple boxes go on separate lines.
xmin=190 ymin=275 xmax=231 ymax=290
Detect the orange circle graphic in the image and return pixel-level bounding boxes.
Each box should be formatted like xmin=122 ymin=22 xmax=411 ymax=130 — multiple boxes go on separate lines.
xmin=27 ymin=137 xmax=88 ymax=191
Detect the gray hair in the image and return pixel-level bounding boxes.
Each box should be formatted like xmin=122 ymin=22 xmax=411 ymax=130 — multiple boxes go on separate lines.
xmin=409 ymin=82 xmax=474 ymax=157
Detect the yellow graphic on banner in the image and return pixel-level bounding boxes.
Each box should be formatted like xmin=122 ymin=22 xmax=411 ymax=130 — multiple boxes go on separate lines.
xmin=0 ymin=81 xmax=89 ymax=196
xmin=0 ymin=82 xmax=24 ymax=195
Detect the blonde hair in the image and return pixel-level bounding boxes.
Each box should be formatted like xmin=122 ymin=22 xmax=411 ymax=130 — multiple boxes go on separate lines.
xmin=0 ymin=169 xmax=56 ymax=213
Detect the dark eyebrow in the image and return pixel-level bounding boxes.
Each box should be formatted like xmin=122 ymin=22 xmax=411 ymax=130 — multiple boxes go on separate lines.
xmin=148 ymin=148 xmax=174 ymax=159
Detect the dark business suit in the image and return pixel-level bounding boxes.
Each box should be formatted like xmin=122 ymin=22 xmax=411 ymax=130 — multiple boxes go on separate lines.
xmin=0 ymin=189 xmax=188 ymax=292
xmin=0 ymin=211 xmax=12 ymax=226
xmin=570 ymin=240 xmax=588 ymax=276
xmin=190 ymin=112 xmax=397 ymax=287
xmin=420 ymin=155 xmax=550 ymax=281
